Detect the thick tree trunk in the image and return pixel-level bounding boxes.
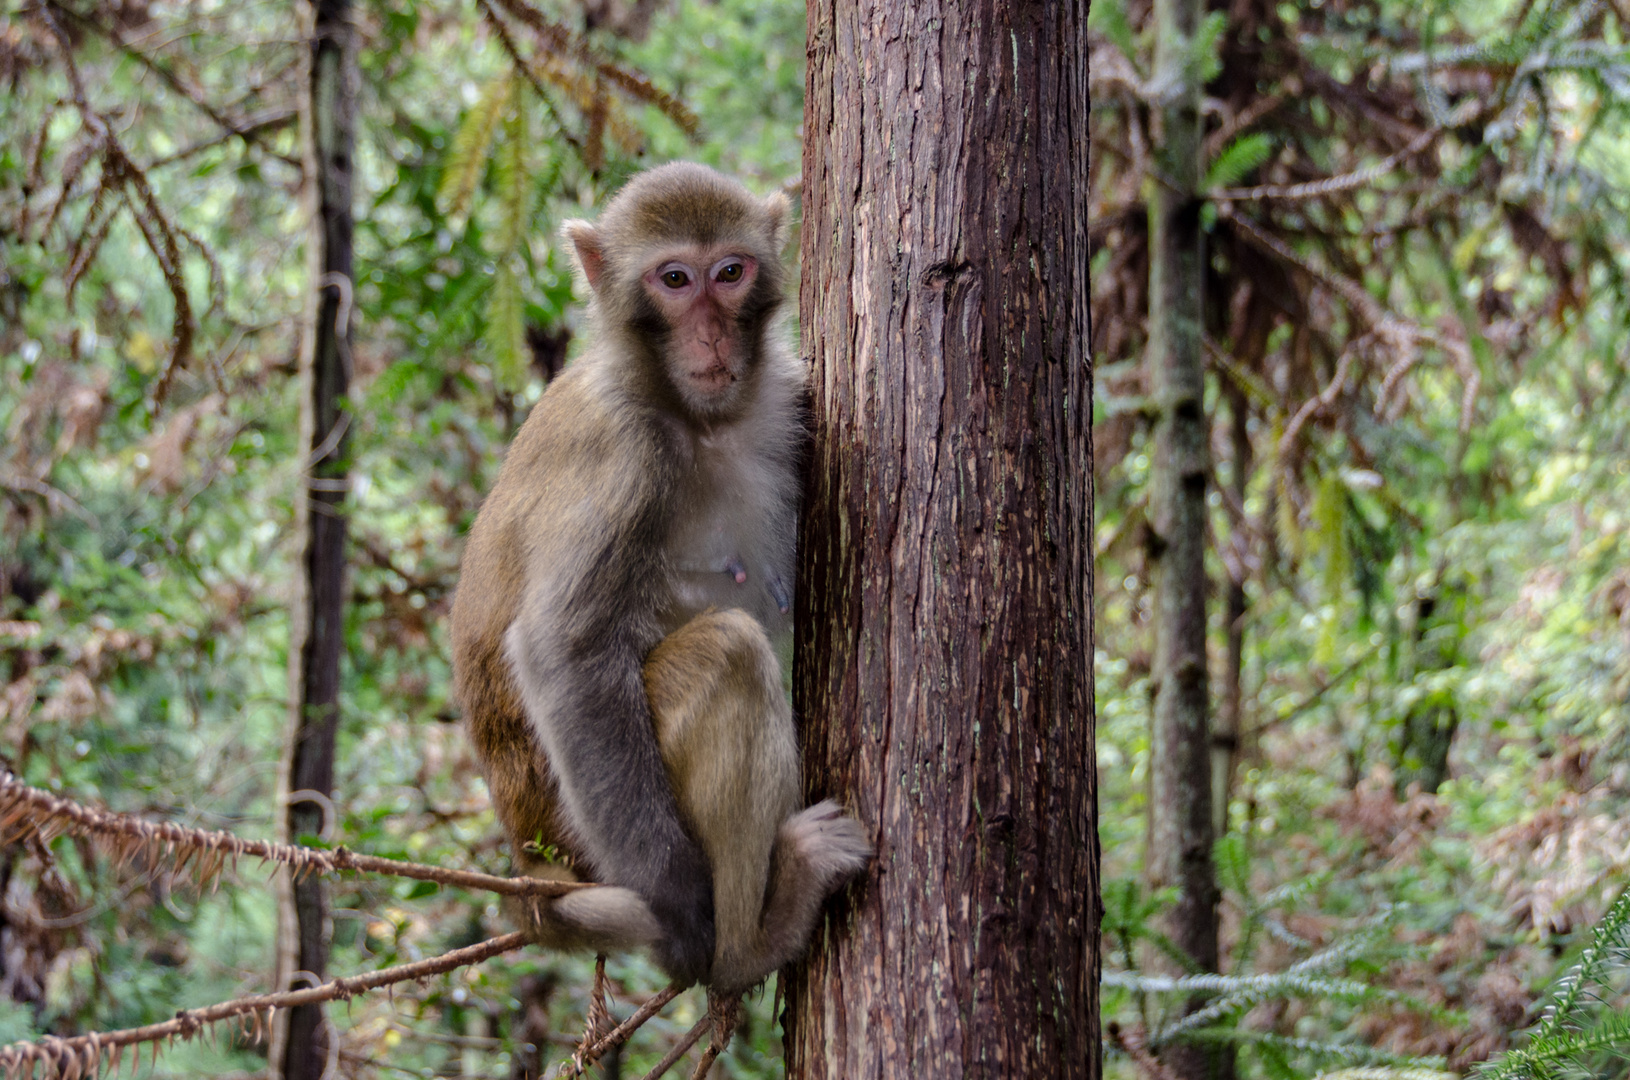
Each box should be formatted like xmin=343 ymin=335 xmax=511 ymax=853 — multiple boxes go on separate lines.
xmin=787 ymin=2 xmax=1094 ymax=1077
xmin=272 ymin=3 xmax=355 ymax=1077
xmin=1146 ymin=0 xmax=1221 ymax=1077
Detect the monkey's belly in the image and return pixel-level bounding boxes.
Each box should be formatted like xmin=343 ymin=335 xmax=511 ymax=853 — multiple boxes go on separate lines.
xmin=665 ymin=567 xmax=790 ymax=639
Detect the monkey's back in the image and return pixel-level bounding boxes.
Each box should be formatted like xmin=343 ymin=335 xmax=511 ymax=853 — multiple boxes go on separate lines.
xmin=449 ymin=357 xmax=662 ymax=871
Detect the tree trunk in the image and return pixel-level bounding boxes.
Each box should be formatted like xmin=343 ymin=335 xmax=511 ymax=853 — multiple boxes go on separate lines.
xmin=1145 ymin=0 xmax=1221 ymax=1076
xmin=787 ymin=2 xmax=1094 ymax=1077
xmin=1212 ymin=384 xmax=1249 ymax=840
xmin=272 ymin=3 xmax=355 ymax=1077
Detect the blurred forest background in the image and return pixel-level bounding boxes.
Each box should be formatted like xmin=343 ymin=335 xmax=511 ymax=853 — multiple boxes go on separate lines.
xmin=0 ymin=0 xmax=1628 ymax=1078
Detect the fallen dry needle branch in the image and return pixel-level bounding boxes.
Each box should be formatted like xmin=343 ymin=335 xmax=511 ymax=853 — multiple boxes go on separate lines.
xmin=0 ymin=775 xmax=712 ymax=1078
xmin=0 ymin=931 xmax=530 ymax=1080
xmin=0 ymin=771 xmax=578 ymax=898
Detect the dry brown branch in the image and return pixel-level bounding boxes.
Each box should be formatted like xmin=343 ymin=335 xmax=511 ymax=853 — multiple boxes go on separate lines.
xmin=573 ymin=955 xmax=615 ymax=1074
xmin=0 ymin=931 xmax=529 ymax=1080
xmin=0 ymin=772 xmax=583 ymax=899
xmin=39 ymin=5 xmax=198 ymax=405
xmin=1107 ymin=1021 xmax=1182 ymax=1080
xmin=1202 ymin=89 xmax=1289 ymax=161
xmin=53 ymin=3 xmax=301 ymax=168
xmin=1212 ymin=127 xmax=1440 ymax=203
xmin=148 ymin=108 xmax=298 ymax=169
xmin=485 ymin=0 xmax=700 ymax=137
xmin=685 ymin=996 xmax=740 ymax=1080
xmin=561 ymin=982 xmax=685 ymax=1077
xmin=1279 ymin=341 xmax=1362 ymax=458
xmin=478 ymin=0 xmax=586 ymax=157
xmin=635 ymin=1010 xmax=712 ymax=1080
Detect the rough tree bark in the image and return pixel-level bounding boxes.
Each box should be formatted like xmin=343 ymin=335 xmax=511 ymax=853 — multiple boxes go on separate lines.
xmin=788 ymin=1 xmax=1094 ymax=1077
xmin=272 ymin=2 xmax=355 ymax=1077
xmin=1146 ymin=0 xmax=1222 ymax=1076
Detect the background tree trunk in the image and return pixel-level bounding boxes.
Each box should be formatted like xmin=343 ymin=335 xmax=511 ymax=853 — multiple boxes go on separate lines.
xmin=1213 ymin=383 xmax=1249 ymax=840
xmin=272 ymin=2 xmax=355 ymax=1077
xmin=787 ymin=1 xmax=1094 ymax=1077
xmin=1145 ymin=0 xmax=1222 ymax=1076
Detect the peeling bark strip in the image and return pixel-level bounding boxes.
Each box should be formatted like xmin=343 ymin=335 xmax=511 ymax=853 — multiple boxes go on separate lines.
xmin=789 ymin=1 xmax=1095 ymax=1077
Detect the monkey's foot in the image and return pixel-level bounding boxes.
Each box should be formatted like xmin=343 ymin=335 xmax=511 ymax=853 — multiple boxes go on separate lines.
xmin=781 ymin=799 xmax=872 ymax=894
xmin=508 ymin=885 xmax=662 ymax=957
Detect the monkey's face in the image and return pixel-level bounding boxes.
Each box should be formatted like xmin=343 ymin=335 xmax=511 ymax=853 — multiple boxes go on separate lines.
xmin=563 ymin=163 xmax=789 ymax=422
xmin=636 ymin=245 xmax=761 ymax=412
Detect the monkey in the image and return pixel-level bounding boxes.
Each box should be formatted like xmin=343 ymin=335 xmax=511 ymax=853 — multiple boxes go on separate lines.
xmin=449 ymin=162 xmax=871 ymax=993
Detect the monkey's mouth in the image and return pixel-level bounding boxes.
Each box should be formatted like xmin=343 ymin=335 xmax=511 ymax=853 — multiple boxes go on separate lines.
xmin=688 ymin=365 xmax=738 ymax=392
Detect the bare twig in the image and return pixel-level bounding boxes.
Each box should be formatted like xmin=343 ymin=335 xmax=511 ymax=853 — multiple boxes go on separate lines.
xmin=636 ymin=1010 xmax=712 ymax=1080
xmin=52 ymin=2 xmax=301 ymax=167
xmin=0 ymin=772 xmax=584 ymax=899
xmin=687 ymin=995 xmax=741 ymax=1080
xmin=1279 ymin=342 xmax=1361 ymax=458
xmin=0 ymin=931 xmax=529 ymax=1079
xmin=561 ymin=982 xmax=686 ymax=1077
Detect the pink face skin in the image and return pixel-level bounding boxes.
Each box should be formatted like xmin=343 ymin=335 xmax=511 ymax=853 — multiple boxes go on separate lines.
xmin=639 ymin=248 xmax=760 ymax=398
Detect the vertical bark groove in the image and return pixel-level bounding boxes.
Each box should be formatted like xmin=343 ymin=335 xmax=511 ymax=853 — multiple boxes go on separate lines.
xmin=790 ymin=2 xmax=1094 ymax=1076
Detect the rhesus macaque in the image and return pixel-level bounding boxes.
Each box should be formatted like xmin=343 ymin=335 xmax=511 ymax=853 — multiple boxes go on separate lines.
xmin=450 ymin=163 xmax=871 ymax=991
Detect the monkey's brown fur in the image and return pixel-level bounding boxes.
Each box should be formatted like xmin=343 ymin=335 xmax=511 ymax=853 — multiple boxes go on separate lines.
xmin=451 ymin=163 xmax=870 ymax=991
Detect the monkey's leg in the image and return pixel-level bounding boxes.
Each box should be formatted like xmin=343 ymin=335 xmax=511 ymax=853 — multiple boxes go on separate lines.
xmin=644 ymin=608 xmax=801 ymax=990
xmin=473 ymin=689 xmax=661 ymax=954
xmin=644 ymin=609 xmax=870 ymax=993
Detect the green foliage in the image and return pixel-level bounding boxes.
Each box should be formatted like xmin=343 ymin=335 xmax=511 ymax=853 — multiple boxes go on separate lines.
xmin=1089 ymin=0 xmax=1140 ymax=68
xmin=1481 ymin=888 xmax=1630 ymax=1080
xmin=0 ymin=0 xmax=806 ymax=1073
xmin=437 ymin=74 xmax=514 ymax=222
xmin=1206 ymin=133 xmax=1275 ymax=191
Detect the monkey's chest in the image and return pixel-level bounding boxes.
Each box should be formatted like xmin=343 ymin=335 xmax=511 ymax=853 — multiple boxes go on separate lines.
xmin=661 ymin=478 xmax=792 ymax=639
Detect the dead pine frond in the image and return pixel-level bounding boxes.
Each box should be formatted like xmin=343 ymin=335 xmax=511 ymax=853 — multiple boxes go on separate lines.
xmin=0 ymin=771 xmax=582 ymax=899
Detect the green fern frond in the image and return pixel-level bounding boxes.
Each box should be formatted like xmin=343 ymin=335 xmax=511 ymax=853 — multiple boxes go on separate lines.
xmin=1189 ymin=11 xmax=1229 ymax=84
xmin=487 ymin=257 xmax=528 ymax=391
xmin=1206 ymin=133 xmax=1274 ymax=191
xmin=494 ymin=97 xmax=532 ymax=254
xmin=438 ymin=74 xmax=514 ymax=222
xmin=1531 ymin=885 xmax=1630 ymax=1043
xmin=1087 ymin=0 xmax=1139 ymax=65
xmin=1478 ymin=888 xmax=1630 ymax=1080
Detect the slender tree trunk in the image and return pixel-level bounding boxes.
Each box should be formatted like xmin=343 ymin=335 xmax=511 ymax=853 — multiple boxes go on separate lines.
xmin=272 ymin=3 xmax=355 ymax=1077
xmin=1212 ymin=384 xmax=1249 ymax=841
xmin=788 ymin=2 xmax=1094 ymax=1077
xmin=1146 ymin=0 xmax=1220 ymax=1076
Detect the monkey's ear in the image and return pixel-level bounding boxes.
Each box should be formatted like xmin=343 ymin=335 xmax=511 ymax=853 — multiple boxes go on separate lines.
xmin=762 ymin=192 xmax=791 ymax=252
xmin=562 ymin=219 xmax=605 ymax=293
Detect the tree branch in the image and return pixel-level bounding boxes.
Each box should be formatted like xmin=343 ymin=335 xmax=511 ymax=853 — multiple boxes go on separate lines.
xmin=0 ymin=772 xmax=583 ymax=899
xmin=0 ymin=932 xmax=529 ymax=1079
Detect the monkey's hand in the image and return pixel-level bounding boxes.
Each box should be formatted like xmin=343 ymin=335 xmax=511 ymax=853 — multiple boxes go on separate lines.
xmin=642 ymin=835 xmax=717 ymax=985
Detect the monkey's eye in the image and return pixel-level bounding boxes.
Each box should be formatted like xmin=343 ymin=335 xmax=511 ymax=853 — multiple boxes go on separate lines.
xmin=661 ymin=268 xmax=691 ymax=289
xmin=715 ymin=262 xmax=744 ymax=283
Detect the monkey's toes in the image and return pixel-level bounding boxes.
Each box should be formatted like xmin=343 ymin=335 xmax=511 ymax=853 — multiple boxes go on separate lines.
xmin=783 ymin=800 xmax=873 ymax=887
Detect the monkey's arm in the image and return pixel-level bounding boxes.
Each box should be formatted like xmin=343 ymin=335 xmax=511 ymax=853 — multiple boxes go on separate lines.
xmin=502 ymin=454 xmax=715 ymax=985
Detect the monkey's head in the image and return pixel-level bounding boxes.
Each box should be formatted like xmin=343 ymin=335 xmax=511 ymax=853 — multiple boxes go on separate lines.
xmin=563 ymin=162 xmax=790 ymax=422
